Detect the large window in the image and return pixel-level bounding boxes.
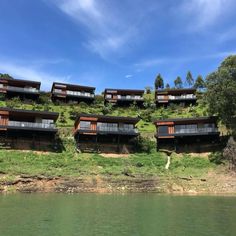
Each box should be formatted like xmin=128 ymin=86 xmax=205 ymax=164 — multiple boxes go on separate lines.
xmin=175 ymin=124 xmax=197 ymax=133
xmin=80 ymin=121 xmax=91 ymax=130
xmin=97 ymin=122 xmax=118 ymax=131
xmin=158 ymin=126 xmax=168 ymax=135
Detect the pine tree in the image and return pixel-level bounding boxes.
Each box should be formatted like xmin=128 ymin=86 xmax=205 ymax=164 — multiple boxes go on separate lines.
xmin=186 ymin=71 xmax=194 ymax=87
xmin=174 ymin=76 xmax=183 ymax=89
xmin=194 ymin=75 xmax=205 ymax=90
xmin=165 ymin=83 xmax=170 ymax=89
xmin=154 ymin=74 xmax=164 ymax=90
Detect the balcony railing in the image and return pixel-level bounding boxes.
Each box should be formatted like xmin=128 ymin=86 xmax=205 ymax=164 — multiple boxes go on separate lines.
xmin=157 ymin=95 xmax=196 ymax=100
xmin=117 ymin=96 xmax=144 ymax=101
xmin=67 ymin=90 xmax=95 ymax=98
xmin=169 ymin=95 xmax=196 ymax=100
xmin=53 ymin=89 xmax=94 ymax=98
xmin=8 ymin=121 xmax=56 ymax=129
xmin=80 ymin=126 xmax=138 ymax=134
xmin=174 ymin=127 xmax=219 ymax=134
xmin=7 ymin=86 xmax=39 ymax=93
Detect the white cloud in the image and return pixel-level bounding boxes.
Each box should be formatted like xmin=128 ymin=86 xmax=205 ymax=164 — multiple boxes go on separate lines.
xmin=134 ymin=51 xmax=236 ymax=69
xmin=0 ymin=60 xmax=70 ymax=91
xmin=50 ymin=0 xmax=154 ymax=60
xmin=179 ymin=0 xmax=233 ymax=30
xmin=134 ymin=58 xmax=168 ymax=68
xmin=125 ymin=74 xmax=133 ymax=79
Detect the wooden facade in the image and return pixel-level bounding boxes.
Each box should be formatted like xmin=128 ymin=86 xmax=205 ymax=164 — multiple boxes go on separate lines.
xmin=0 ymin=108 xmax=60 ymax=151
xmin=51 ymin=82 xmax=95 ymax=104
xmin=154 ymin=117 xmax=220 ymax=152
xmin=74 ymin=114 xmax=140 ymax=153
xmin=0 ymin=77 xmax=40 ymax=101
xmin=155 ymin=88 xmax=197 ymax=106
xmin=104 ymin=88 xmax=144 ymax=106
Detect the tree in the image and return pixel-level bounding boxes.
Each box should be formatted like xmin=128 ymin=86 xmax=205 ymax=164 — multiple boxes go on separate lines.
xmin=154 ymin=74 xmax=164 ymax=90
xmin=185 ymin=71 xmax=194 ymax=87
xmin=223 ymin=137 xmax=236 ymax=170
xmin=194 ymin=75 xmax=205 ymax=90
xmin=0 ymin=73 xmax=13 ymax=79
xmin=145 ymin=86 xmax=152 ymax=94
xmin=174 ymin=76 xmax=183 ymax=89
xmin=165 ymin=83 xmax=170 ymax=89
xmin=205 ymin=55 xmax=236 ymax=135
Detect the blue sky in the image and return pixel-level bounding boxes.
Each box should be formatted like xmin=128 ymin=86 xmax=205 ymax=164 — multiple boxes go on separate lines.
xmin=0 ymin=0 xmax=236 ymax=92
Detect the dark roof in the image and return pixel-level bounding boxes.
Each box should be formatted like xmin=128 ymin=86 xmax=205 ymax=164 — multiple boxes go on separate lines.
xmin=0 ymin=107 xmax=59 ymax=120
xmin=154 ymin=116 xmax=218 ymax=124
xmin=51 ymin=82 xmax=95 ymax=92
xmin=75 ymin=113 xmax=140 ymax=125
xmin=0 ymin=77 xmax=41 ymax=85
xmin=104 ymin=88 xmax=144 ymax=93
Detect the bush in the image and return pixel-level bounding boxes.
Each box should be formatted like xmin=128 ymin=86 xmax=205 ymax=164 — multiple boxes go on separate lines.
xmin=208 ymin=152 xmax=224 ymax=165
xmin=102 ymin=103 xmax=113 ymax=115
xmin=6 ymin=97 xmax=21 ymax=108
xmin=79 ymin=101 xmax=88 ymax=108
xmin=135 ymin=136 xmax=156 ymax=153
xmin=38 ymin=92 xmax=52 ymax=105
xmin=94 ymin=95 xmax=104 ymax=105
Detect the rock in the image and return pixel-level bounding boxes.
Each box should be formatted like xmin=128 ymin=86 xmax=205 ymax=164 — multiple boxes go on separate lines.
xmin=171 ymin=183 xmax=184 ymax=192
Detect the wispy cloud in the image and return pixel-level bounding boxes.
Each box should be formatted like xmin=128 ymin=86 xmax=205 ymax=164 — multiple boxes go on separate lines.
xmin=179 ymin=0 xmax=233 ymax=31
xmin=0 ymin=59 xmax=71 ymax=91
xmin=134 ymin=51 xmax=236 ymax=69
xmin=125 ymin=74 xmax=133 ymax=79
xmin=134 ymin=58 xmax=168 ymax=68
xmin=49 ymin=0 xmax=156 ymax=60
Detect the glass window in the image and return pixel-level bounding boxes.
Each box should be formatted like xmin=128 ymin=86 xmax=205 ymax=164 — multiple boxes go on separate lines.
xmin=42 ymin=119 xmax=54 ymax=124
xmin=80 ymin=121 xmax=91 ymax=129
xmin=158 ymin=126 xmax=168 ymax=135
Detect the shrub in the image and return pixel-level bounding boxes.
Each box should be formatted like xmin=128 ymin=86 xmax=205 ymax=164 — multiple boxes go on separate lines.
xmin=94 ymin=95 xmax=104 ymax=105
xmin=135 ymin=136 xmax=156 ymax=153
xmin=102 ymin=103 xmax=113 ymax=115
xmin=79 ymin=101 xmax=88 ymax=108
xmin=208 ymin=152 xmax=224 ymax=165
xmin=6 ymin=97 xmax=21 ymax=108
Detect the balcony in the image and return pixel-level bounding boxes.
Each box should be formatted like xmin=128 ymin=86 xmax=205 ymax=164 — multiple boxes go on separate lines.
xmin=79 ymin=126 xmax=139 ymax=135
xmin=7 ymin=86 xmax=39 ymax=94
xmin=174 ymin=127 xmax=219 ymax=134
xmin=117 ymin=96 xmax=144 ymax=101
xmin=66 ymin=90 xmax=95 ymax=98
xmin=157 ymin=95 xmax=196 ymax=101
xmin=8 ymin=121 xmax=56 ymax=130
xmin=97 ymin=126 xmax=138 ymax=134
xmin=53 ymin=89 xmax=94 ymax=98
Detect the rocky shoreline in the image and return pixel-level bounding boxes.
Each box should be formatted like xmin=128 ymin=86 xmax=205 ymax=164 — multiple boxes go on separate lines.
xmin=1 ymin=173 xmax=236 ymax=194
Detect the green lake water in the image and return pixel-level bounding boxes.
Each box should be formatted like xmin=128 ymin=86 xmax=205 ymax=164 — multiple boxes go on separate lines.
xmin=0 ymin=194 xmax=236 ymax=236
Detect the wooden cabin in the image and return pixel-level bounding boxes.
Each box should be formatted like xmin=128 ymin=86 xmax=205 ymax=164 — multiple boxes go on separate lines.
xmin=0 ymin=108 xmax=60 ymax=151
xmin=155 ymin=88 xmax=197 ymax=106
xmin=51 ymin=82 xmax=95 ymax=104
xmin=0 ymin=77 xmax=40 ymax=101
xmin=104 ymin=88 xmax=144 ymax=106
xmin=74 ymin=114 xmax=140 ymax=153
xmin=154 ymin=117 xmax=220 ymax=153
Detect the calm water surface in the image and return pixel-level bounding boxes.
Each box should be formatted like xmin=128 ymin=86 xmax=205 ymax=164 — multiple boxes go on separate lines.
xmin=0 ymin=193 xmax=236 ymax=236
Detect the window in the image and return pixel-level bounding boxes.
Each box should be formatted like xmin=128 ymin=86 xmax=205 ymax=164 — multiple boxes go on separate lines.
xmin=158 ymin=126 xmax=168 ymax=135
xmin=106 ymin=94 xmax=112 ymax=99
xmin=175 ymin=124 xmax=197 ymax=133
xmin=42 ymin=119 xmax=54 ymax=124
xmin=80 ymin=121 xmax=91 ymax=130
xmin=122 ymin=124 xmax=134 ymax=130
xmin=97 ymin=122 xmax=118 ymax=131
